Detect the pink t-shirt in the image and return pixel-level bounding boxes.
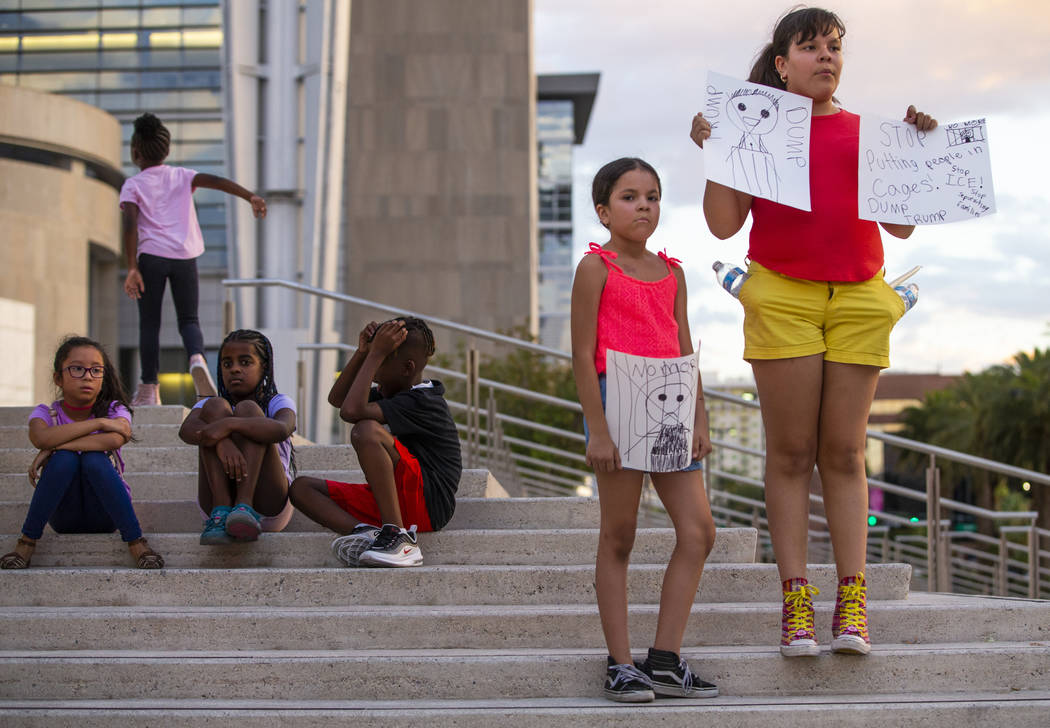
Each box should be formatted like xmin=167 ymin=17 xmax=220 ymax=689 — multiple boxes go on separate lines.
xmin=119 ymin=165 xmax=205 ymax=260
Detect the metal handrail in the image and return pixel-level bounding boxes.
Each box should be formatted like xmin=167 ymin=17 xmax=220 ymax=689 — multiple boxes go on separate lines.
xmin=226 ymin=278 xmax=570 ymax=359
xmin=226 ymin=277 xmax=1050 ymax=598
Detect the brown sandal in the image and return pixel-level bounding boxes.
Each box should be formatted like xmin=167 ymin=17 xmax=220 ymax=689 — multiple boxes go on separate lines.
xmin=128 ymin=537 xmax=164 ymax=569
xmin=0 ymin=537 xmax=36 ymax=569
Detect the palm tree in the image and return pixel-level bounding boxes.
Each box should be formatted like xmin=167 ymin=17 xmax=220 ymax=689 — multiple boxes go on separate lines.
xmin=900 ymin=349 xmax=1050 ymax=530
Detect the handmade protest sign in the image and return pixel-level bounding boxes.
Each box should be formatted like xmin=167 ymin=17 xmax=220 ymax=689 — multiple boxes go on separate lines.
xmin=858 ymin=115 xmax=995 ymax=225
xmin=704 ymin=71 xmax=814 ymax=211
xmin=605 ymin=349 xmax=699 ymax=472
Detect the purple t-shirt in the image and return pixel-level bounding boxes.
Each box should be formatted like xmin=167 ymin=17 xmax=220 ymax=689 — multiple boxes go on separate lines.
xmin=191 ymin=394 xmax=297 ymax=481
xmin=119 ymin=164 xmax=205 ymax=260
xmin=29 ymin=400 xmax=133 ymax=494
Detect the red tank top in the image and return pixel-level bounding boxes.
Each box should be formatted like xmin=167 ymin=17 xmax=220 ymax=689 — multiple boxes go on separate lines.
xmin=587 ymin=243 xmax=682 ymax=375
xmin=749 ymin=109 xmax=883 ymax=281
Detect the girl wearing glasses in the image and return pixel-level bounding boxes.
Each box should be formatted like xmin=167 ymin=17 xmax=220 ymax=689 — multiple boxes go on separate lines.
xmin=0 ymin=336 xmax=163 ymax=569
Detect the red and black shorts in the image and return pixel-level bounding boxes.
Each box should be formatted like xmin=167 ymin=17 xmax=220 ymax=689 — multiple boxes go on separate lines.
xmin=325 ymin=438 xmax=434 ymax=532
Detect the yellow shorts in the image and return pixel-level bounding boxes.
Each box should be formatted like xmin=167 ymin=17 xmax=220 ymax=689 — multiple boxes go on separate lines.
xmin=739 ymin=261 xmax=906 ymax=368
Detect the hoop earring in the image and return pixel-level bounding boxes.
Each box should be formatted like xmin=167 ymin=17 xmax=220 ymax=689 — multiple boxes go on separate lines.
xmin=780 ymin=74 xmax=787 ymax=83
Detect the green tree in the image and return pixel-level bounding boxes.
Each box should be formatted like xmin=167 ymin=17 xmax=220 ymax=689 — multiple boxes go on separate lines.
xmin=434 ymin=330 xmax=586 ymax=493
xmin=900 ymin=348 xmax=1050 ymax=529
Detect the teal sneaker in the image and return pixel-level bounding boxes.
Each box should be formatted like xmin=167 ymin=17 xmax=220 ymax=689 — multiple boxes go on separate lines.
xmin=225 ymin=502 xmax=263 ymax=541
xmin=200 ymin=506 xmax=233 ymax=545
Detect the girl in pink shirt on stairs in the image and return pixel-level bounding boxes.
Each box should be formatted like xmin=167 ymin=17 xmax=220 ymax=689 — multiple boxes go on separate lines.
xmin=571 ymin=157 xmax=717 ymax=703
xmin=120 ymin=112 xmax=267 ymax=406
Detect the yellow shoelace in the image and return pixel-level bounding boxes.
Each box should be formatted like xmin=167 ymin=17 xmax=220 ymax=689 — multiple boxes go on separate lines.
xmin=836 ymin=578 xmax=867 ymax=633
xmin=783 ymin=583 xmax=819 ymax=635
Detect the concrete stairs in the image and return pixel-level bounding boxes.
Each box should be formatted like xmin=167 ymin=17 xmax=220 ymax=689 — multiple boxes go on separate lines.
xmin=1 ymin=405 xmax=1049 ymax=726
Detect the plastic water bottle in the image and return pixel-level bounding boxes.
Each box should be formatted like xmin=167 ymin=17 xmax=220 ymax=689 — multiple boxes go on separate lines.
xmin=712 ymin=261 xmax=749 ymax=298
xmin=895 ymin=283 xmax=918 ymax=312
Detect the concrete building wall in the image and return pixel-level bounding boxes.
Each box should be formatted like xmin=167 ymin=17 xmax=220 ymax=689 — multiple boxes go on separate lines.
xmin=345 ymin=0 xmax=537 ymax=339
xmin=0 ymin=85 xmax=123 ymax=405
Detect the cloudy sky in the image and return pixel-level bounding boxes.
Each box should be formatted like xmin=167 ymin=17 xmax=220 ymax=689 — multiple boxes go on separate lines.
xmin=535 ymin=0 xmax=1050 ymax=382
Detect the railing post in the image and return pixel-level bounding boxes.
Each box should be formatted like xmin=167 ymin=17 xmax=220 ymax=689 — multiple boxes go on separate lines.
xmin=925 ymin=455 xmax=944 ymax=591
xmin=296 ymin=354 xmax=306 ymax=442
xmin=223 ymin=289 xmax=236 ymax=335
xmin=1029 ymin=524 xmax=1039 ymax=599
xmin=486 ymin=386 xmax=497 ymax=472
xmin=997 ymin=533 xmax=1008 ymax=596
xmin=465 ymin=343 xmax=480 ymax=469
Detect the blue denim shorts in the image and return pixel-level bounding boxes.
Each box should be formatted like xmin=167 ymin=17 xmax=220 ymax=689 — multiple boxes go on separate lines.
xmin=583 ymin=375 xmax=703 ymax=473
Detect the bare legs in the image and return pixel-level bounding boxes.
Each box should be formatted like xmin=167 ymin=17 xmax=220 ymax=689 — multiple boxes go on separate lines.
xmin=595 ymin=468 xmax=715 ymax=664
xmin=197 ymin=398 xmax=289 ymax=517
xmin=751 ymin=355 xmax=879 ymax=581
xmin=289 ymin=419 xmax=404 ymax=535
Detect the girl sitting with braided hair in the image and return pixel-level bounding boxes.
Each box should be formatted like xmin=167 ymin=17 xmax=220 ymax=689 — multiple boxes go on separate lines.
xmin=178 ymin=329 xmax=297 ymax=544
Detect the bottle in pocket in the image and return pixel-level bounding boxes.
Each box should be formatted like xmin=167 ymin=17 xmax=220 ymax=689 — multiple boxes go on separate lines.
xmin=712 ymin=261 xmax=749 ymax=298
xmin=895 ymin=283 xmax=918 ymax=312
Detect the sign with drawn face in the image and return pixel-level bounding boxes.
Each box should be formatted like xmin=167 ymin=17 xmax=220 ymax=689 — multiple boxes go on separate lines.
xmin=605 ymin=349 xmax=699 ymax=472
xmin=704 ymin=71 xmax=814 ymax=211
xmin=858 ymin=115 xmax=996 ymax=224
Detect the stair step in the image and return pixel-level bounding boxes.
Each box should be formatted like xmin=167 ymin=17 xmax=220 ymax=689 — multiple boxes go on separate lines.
xmin=0 ymin=562 xmax=911 ymax=607
xmin=0 ymin=527 xmax=758 ymax=567
xmin=0 ymin=468 xmax=505 ymax=501
xmin=2 ymin=594 xmax=1044 ymax=651
xmin=2 ymin=693 xmax=1049 ymax=728
xmin=0 ymin=405 xmax=189 ymax=427
xmin=0 ymin=497 xmax=605 ymax=533
xmin=0 ymin=424 xmax=183 ymax=449
xmin=0 ymin=445 xmax=364 ymax=474
xmin=1 ymin=642 xmax=1046 ymax=701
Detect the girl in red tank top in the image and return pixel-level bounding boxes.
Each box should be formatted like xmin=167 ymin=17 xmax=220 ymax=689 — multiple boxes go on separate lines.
xmin=570 ymin=158 xmax=717 ymax=702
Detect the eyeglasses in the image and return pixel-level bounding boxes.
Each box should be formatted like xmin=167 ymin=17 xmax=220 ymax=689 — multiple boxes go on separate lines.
xmin=64 ymin=365 xmax=105 ymax=379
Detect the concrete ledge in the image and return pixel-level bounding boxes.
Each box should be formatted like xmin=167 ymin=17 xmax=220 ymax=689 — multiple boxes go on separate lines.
xmin=2 ymin=693 xmax=1050 ymax=728
xmin=0 ymin=562 xmax=911 ymax=607
xmin=0 ymin=497 xmax=600 ymax=533
xmin=0 ymin=642 xmax=1046 ymax=700
xmin=0 ymin=406 xmax=188 ymax=427
xmin=0 ymin=527 xmax=757 ymax=568
xmin=1 ymin=594 xmax=1045 ymax=652
xmin=0 ymin=469 xmax=504 ymax=502
xmin=0 ymin=445 xmax=364 ymax=474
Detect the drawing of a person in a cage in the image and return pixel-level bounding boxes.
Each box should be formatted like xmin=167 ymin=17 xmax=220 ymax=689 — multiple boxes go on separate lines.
xmin=643 ymin=378 xmax=693 ymax=472
xmin=726 ymin=88 xmax=780 ymax=200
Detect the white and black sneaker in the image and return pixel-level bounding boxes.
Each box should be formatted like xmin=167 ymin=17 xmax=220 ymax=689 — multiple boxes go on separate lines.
xmin=330 ymin=523 xmax=381 ymax=567
xmin=604 ymin=657 xmax=655 ymax=703
xmin=639 ymin=648 xmax=718 ymax=698
xmin=358 ymin=524 xmax=423 ymax=567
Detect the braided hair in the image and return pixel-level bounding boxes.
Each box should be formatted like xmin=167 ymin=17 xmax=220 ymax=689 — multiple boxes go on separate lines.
xmin=131 ymin=112 xmax=171 ymax=164
xmin=216 ymin=329 xmax=278 ymax=411
xmin=52 ymin=335 xmax=132 ymax=420
xmin=402 ymin=317 xmax=436 ymax=358
xmin=373 ymin=317 xmax=436 ymax=359
xmin=216 ymin=329 xmax=296 ymax=475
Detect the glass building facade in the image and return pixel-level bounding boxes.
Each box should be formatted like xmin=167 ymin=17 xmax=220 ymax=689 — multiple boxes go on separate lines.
xmin=537 ymin=97 xmax=574 ymax=352
xmin=536 ymin=73 xmax=598 ymax=353
xmin=2 ymin=0 xmax=228 ymax=401
xmin=0 ymin=0 xmax=227 ymax=270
